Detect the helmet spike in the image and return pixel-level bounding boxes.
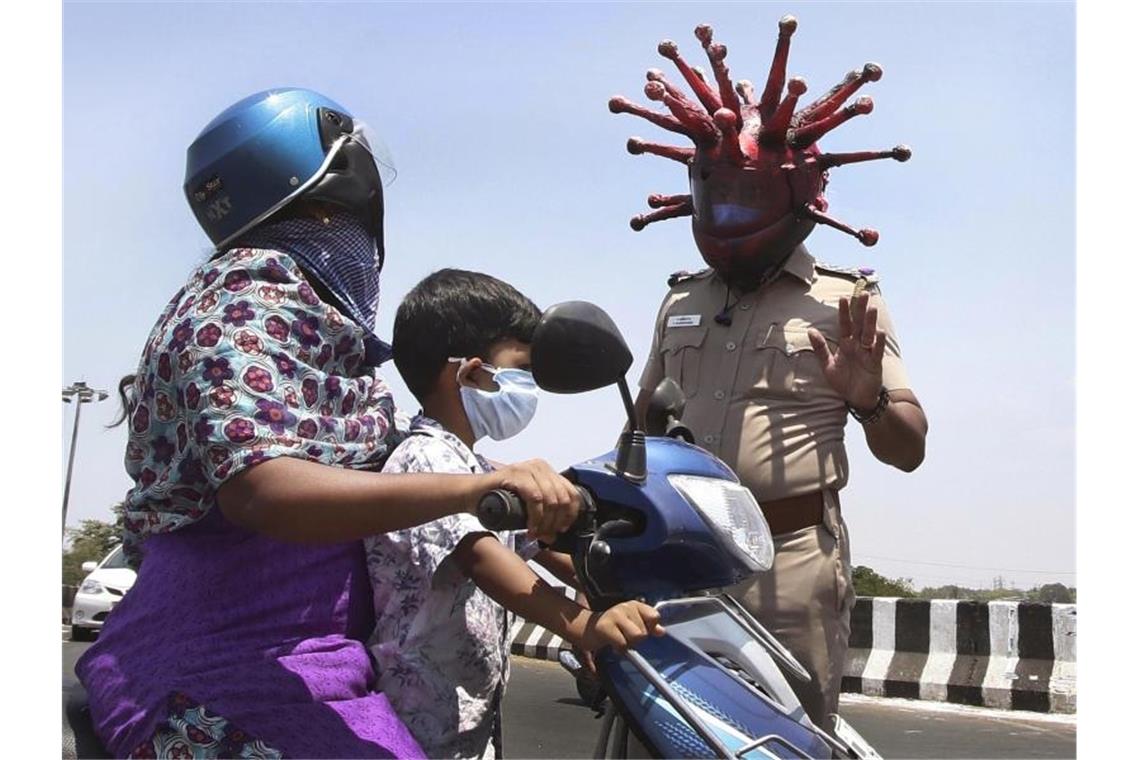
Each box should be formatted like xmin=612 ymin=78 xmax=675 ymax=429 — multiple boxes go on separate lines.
xmin=644 ymin=81 xmax=721 ymax=147
xmin=758 ymin=15 xmax=798 ymax=122
xmin=735 ymin=79 xmax=756 ymax=105
xmin=694 ymin=25 xmax=743 ymax=124
xmin=795 ymin=63 xmax=883 ymax=127
xmin=627 ymin=137 xmax=696 ymax=164
xmin=646 ymin=68 xmax=691 ymax=103
xmin=704 ymin=42 xmax=744 ymax=125
xmin=631 ymin=199 xmax=694 ymax=231
xmin=818 ymin=144 xmax=912 ymax=169
xmin=801 ymin=204 xmax=879 ymax=246
xmin=760 ymin=77 xmax=808 ymax=142
xmin=658 ymin=39 xmax=723 ymax=115
xmin=788 ymin=96 xmax=874 ymax=148
xmin=648 ymin=193 xmax=692 ymax=208
xmin=609 ymin=96 xmax=691 ymax=138
xmin=713 ymin=109 xmax=747 ymax=165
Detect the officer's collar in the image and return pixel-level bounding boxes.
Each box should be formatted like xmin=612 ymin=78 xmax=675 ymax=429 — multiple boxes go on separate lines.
xmin=714 ymin=244 xmax=816 ymax=291
xmin=782 ymin=244 xmax=816 ymax=285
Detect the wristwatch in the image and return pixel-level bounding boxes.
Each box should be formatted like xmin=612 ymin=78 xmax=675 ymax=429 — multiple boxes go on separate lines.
xmin=847 ymin=387 xmax=890 ymax=424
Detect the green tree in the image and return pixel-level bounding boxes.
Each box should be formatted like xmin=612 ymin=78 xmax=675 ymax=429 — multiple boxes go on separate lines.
xmin=63 ymin=516 xmax=122 ymax=586
xmin=851 ymin=565 xmax=917 ymax=598
xmin=1027 ymin=583 xmax=1075 ymax=604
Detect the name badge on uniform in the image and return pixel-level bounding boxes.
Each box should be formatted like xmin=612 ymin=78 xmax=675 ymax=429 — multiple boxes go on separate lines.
xmin=667 ymin=314 xmax=702 ymax=328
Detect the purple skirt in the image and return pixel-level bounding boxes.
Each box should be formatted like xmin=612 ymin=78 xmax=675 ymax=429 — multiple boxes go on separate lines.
xmin=75 ymin=508 xmax=425 ymax=758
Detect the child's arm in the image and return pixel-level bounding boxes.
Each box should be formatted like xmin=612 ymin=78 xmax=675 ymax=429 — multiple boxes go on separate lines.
xmin=453 ymin=533 xmax=665 ymax=653
xmin=531 ymin=549 xmax=582 ymax=592
xmin=218 ymin=456 xmax=580 ymax=544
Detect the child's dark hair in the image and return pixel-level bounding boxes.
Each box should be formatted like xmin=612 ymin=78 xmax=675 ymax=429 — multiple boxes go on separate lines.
xmin=393 ymin=269 xmax=541 ymax=403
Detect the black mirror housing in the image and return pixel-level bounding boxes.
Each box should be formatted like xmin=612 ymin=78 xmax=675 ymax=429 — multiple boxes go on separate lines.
xmin=531 ymin=301 xmax=633 ymax=394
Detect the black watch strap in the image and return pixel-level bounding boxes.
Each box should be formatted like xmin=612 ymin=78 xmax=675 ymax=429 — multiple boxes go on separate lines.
xmin=848 ymin=387 xmax=891 ymax=424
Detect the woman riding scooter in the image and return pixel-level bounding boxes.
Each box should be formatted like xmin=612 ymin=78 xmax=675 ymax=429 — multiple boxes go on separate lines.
xmin=75 ymin=87 xmax=580 ymax=758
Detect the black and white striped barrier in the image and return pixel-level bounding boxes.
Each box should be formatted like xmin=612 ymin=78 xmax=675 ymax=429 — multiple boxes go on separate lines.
xmin=508 ymin=590 xmax=1077 ymax=714
xmin=841 ymin=598 xmax=1076 ymax=714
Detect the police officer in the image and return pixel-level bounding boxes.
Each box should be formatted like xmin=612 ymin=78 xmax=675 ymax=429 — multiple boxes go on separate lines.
xmin=617 ymin=17 xmax=929 ymax=730
xmin=635 ymin=246 xmax=928 ymax=726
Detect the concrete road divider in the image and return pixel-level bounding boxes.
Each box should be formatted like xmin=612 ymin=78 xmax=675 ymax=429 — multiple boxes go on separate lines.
xmin=842 ymin=598 xmax=1075 ymax=714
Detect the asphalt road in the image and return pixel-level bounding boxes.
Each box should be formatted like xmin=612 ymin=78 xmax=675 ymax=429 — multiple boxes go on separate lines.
xmin=64 ymin=636 xmax=1075 ymax=759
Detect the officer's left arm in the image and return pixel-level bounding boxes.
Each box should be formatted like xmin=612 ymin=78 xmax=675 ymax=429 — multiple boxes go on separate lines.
xmin=807 ymin=290 xmax=927 ymax=472
xmin=860 ymin=389 xmax=927 ymax=472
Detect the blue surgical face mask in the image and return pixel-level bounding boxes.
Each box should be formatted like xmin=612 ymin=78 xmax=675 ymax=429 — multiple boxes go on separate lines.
xmin=451 ymin=359 xmax=539 ymax=442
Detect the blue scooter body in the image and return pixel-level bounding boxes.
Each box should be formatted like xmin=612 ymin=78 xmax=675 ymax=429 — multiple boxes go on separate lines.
xmin=565 ymin=438 xmax=835 ymax=759
xmin=567 ymin=437 xmax=750 ymax=602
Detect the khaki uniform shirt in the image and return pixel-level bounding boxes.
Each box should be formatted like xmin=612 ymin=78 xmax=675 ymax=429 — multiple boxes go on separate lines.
xmin=638 ymin=245 xmax=911 ymax=503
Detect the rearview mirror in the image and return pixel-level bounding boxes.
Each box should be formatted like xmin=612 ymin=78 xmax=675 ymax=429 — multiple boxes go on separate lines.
xmin=531 ymin=301 xmax=633 ymax=394
xmin=81 ymin=561 xmax=97 ymax=574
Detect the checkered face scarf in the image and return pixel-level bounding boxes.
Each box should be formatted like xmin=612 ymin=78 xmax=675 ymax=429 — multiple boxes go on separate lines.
xmin=239 ymin=211 xmax=391 ymax=366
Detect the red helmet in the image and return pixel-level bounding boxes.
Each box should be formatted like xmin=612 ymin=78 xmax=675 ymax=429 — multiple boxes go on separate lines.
xmin=611 ymin=16 xmax=911 ymax=288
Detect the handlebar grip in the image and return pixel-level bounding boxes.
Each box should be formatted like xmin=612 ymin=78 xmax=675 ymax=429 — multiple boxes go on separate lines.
xmin=476 ymin=489 xmax=528 ymax=531
xmin=476 ymin=486 xmax=596 ymax=533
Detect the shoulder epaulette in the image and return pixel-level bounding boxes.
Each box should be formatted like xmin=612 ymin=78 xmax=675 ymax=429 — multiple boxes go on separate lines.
xmin=815 ymin=262 xmax=881 ymax=285
xmin=667 ymin=268 xmax=713 ymax=288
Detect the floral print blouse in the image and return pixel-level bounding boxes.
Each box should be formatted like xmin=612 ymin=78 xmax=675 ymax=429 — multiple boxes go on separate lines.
xmin=365 ymin=415 xmax=539 ymax=760
xmin=120 ymin=246 xmax=402 ymax=560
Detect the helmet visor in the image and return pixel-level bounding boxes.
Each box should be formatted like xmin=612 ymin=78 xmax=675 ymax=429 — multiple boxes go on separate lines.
xmin=349 ymin=121 xmax=397 ymax=187
xmin=689 ymin=164 xmax=792 ymax=237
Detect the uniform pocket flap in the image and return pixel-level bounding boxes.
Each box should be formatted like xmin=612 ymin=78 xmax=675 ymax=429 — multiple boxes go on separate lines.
xmin=662 ymin=325 xmax=708 ymax=353
xmin=756 ymin=325 xmax=817 ymax=355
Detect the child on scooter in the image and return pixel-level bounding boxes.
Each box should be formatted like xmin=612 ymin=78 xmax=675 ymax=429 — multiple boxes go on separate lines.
xmin=365 ymin=269 xmax=665 ymax=759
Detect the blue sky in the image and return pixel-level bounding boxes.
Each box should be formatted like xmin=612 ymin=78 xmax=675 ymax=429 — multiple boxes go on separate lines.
xmin=62 ymin=1 xmax=1075 ymax=590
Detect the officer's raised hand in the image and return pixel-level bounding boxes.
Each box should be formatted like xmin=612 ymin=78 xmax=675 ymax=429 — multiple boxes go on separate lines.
xmin=806 ymin=292 xmax=884 ymax=411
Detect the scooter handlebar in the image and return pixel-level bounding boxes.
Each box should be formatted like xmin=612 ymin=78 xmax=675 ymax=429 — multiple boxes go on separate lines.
xmin=476 ymin=489 xmax=528 ymax=531
xmin=476 ymin=486 xmax=594 ymax=532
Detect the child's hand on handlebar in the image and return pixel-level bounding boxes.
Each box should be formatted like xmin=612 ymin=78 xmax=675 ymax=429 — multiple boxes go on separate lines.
xmin=581 ymin=601 xmax=667 ymax=654
xmin=478 ymin=459 xmax=580 ymax=543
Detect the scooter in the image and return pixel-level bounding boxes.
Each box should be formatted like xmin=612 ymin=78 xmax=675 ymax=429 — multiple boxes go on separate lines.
xmin=476 ymin=301 xmax=880 ymax=760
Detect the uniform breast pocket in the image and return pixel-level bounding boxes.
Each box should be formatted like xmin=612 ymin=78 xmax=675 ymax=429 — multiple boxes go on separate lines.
xmin=746 ymin=324 xmax=825 ymax=400
xmin=660 ymin=326 xmax=708 ymax=398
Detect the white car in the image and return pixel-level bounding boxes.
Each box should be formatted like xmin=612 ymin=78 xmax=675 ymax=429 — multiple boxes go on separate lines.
xmin=71 ymin=545 xmax=136 ymax=641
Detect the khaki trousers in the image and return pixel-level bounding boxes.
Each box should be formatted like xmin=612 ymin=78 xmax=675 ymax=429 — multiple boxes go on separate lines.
xmin=727 ymin=489 xmax=854 ymax=729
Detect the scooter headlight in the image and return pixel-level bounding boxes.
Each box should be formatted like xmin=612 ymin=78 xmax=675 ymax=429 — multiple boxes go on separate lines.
xmin=668 ymin=474 xmax=774 ymax=572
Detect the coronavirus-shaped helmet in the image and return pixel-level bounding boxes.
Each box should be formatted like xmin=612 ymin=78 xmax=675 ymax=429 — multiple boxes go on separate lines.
xmin=611 ymin=16 xmax=910 ymax=287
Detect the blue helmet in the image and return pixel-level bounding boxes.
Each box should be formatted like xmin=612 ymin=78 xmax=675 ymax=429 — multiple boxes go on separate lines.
xmin=183 ymin=87 xmax=396 ymax=251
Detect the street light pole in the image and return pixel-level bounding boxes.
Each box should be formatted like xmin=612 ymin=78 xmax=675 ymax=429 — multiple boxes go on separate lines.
xmin=62 ymin=381 xmax=108 ymax=536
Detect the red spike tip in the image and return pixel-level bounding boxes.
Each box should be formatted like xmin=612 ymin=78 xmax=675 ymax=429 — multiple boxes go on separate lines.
xmin=705 ymin=42 xmax=743 ymax=123
xmin=795 ymin=62 xmax=883 ymax=127
xmin=735 ymin=79 xmax=756 ymax=105
xmin=817 ymin=144 xmax=912 ymax=169
xmin=713 ymin=108 xmax=746 ymax=165
xmin=789 ymin=96 xmax=874 ymax=148
xmin=657 ymin=37 xmax=723 ymax=115
xmin=646 ymin=68 xmax=691 ymax=103
xmin=758 ymin=14 xmax=798 ymax=122
xmin=644 ymin=81 xmax=720 ymax=146
xmin=695 ymin=24 xmax=714 ymax=48
xmin=631 ymin=200 xmax=693 ymax=231
xmin=801 ymin=204 xmax=879 ymax=246
xmin=627 ymin=137 xmax=696 ymax=164
xmin=609 ymin=95 xmax=691 ymax=138
xmin=761 ymin=76 xmax=807 ymax=142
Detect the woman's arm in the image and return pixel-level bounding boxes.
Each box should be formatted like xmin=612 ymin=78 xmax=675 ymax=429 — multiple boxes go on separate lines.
xmin=217 ymin=456 xmax=580 ymax=543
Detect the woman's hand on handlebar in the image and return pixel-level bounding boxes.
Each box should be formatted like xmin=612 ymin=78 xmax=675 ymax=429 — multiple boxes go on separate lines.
xmin=477 ymin=459 xmax=580 ymax=543
xmin=580 ymin=601 xmax=667 ymax=655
